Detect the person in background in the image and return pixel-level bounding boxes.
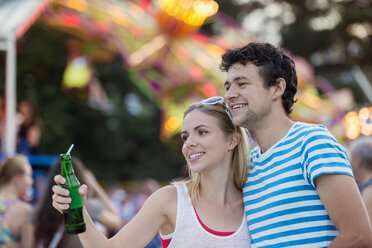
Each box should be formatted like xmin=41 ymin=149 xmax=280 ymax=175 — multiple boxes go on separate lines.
xmin=118 ymin=179 xmax=161 ymax=247
xmin=119 ymin=179 xmax=160 ymax=225
xmin=221 ymin=42 xmax=372 ymax=247
xmin=30 ymin=157 xmax=121 ymax=248
xmin=52 ymin=98 xmax=251 ymax=248
xmin=350 ymin=136 xmax=372 ymax=224
xmin=0 ymin=154 xmax=34 ymax=248
xmin=16 ymin=100 xmax=42 ymax=154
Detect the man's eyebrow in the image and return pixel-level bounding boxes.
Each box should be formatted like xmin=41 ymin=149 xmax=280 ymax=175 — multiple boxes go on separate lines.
xmin=224 ymin=76 xmax=249 ymax=87
xmin=233 ymin=76 xmax=249 ymax=81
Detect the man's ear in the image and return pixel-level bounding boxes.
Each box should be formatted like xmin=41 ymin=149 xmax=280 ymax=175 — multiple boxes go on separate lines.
xmin=272 ymin=78 xmax=286 ymax=100
xmin=228 ymin=133 xmax=240 ymax=151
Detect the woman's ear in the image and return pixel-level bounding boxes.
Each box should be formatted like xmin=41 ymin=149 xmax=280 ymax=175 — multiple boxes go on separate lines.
xmin=228 ymin=133 xmax=240 ymax=151
xmin=272 ymin=78 xmax=286 ymax=100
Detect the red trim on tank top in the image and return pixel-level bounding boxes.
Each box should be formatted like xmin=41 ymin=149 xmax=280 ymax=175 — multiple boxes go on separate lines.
xmin=193 ymin=207 xmax=235 ymax=236
xmin=160 ymin=237 xmax=171 ymax=248
xmin=160 ymin=207 xmax=236 ymax=248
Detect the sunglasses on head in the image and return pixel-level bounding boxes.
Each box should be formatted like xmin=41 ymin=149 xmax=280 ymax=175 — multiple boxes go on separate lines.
xmin=201 ymin=96 xmax=237 ymax=131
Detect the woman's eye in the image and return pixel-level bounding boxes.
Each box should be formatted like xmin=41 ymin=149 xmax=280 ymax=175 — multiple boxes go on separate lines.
xmin=181 ymin=135 xmax=188 ymax=142
xmin=238 ymin=82 xmax=247 ymax=87
xmin=199 ymin=130 xmax=208 ymax=135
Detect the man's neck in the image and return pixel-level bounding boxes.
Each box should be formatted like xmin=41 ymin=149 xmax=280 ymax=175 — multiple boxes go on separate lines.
xmin=251 ymin=114 xmax=294 ymax=154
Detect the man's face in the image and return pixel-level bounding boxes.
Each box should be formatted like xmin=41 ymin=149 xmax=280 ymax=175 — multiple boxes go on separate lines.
xmin=224 ymin=62 xmax=273 ymax=129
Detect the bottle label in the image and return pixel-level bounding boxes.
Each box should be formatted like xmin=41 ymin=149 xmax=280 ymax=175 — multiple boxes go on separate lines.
xmin=69 ymin=186 xmax=83 ymax=209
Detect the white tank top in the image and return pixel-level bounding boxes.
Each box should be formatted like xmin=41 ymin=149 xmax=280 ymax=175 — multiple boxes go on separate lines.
xmin=159 ymin=184 xmax=251 ymax=248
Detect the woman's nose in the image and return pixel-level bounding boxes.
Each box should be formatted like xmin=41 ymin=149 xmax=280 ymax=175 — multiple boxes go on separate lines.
xmin=185 ymin=136 xmax=196 ymax=147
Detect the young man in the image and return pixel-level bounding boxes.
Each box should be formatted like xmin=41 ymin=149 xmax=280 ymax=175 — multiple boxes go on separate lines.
xmin=350 ymin=137 xmax=372 ymax=225
xmin=221 ymin=42 xmax=372 ymax=247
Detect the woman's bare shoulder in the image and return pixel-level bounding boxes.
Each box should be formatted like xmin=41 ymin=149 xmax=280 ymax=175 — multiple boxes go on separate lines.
xmin=148 ymin=185 xmax=178 ymax=205
xmin=11 ymin=200 xmax=32 ymax=215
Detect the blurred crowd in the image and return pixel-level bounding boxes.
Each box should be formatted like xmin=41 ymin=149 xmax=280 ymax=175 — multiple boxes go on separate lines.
xmin=0 ymin=97 xmax=42 ymax=156
xmin=0 ymin=152 xmax=162 ymax=248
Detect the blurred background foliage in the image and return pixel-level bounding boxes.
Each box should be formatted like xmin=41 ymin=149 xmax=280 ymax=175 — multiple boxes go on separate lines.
xmin=1 ymin=0 xmax=372 ymax=182
xmin=0 ymin=25 xmax=185 ymax=182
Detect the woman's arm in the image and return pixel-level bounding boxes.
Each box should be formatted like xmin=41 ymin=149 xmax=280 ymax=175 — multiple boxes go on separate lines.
xmin=52 ymin=176 xmax=176 ymax=248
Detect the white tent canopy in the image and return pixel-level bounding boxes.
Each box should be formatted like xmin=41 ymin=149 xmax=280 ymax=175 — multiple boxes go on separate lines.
xmin=0 ymin=0 xmax=49 ymax=156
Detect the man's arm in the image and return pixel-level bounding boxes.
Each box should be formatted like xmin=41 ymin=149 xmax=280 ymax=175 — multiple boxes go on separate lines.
xmin=315 ymin=174 xmax=372 ymax=247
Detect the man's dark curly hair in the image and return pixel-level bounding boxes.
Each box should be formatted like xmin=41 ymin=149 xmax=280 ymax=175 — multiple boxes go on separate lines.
xmin=220 ymin=42 xmax=298 ymax=114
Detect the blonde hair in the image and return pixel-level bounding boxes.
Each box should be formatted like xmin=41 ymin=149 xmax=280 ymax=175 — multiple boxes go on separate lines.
xmin=0 ymin=154 xmax=30 ymax=185
xmin=177 ymin=102 xmax=249 ymax=204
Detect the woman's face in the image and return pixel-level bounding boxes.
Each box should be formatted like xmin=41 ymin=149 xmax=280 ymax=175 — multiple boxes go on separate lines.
xmin=15 ymin=163 xmax=33 ymax=198
xmin=181 ymin=109 xmax=232 ymax=173
xmin=19 ymin=101 xmax=33 ymax=118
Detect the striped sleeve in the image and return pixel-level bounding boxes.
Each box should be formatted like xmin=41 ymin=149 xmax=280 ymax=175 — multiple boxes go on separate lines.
xmin=301 ymin=125 xmax=353 ymax=188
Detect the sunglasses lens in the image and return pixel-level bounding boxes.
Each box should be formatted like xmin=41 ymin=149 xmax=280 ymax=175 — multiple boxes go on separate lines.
xmin=201 ymin=96 xmax=237 ymax=131
xmin=202 ymin=96 xmax=223 ymax=105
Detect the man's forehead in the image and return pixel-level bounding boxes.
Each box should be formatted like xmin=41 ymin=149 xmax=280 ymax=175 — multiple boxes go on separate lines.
xmin=228 ymin=63 xmax=245 ymax=72
xmin=226 ymin=62 xmax=259 ymax=80
xmin=226 ymin=66 xmax=249 ymax=82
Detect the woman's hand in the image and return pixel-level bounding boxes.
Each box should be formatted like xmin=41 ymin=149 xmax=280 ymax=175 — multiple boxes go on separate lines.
xmin=52 ymin=175 xmax=88 ymax=213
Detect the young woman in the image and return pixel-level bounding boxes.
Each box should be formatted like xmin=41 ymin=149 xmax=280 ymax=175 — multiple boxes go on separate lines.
xmin=16 ymin=99 xmax=42 ymax=154
xmin=52 ymin=97 xmax=251 ymax=247
xmin=0 ymin=154 xmax=34 ymax=248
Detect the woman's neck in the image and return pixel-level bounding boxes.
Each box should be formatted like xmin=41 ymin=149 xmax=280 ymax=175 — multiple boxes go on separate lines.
xmin=198 ymin=168 xmax=241 ymax=206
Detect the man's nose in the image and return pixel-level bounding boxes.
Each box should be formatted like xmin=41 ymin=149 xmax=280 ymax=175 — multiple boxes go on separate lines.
xmin=224 ymin=85 xmax=238 ymax=104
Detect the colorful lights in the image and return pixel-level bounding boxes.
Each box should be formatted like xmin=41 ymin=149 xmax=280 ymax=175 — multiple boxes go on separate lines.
xmin=158 ymin=0 xmax=219 ymax=37
xmin=127 ymin=35 xmax=167 ymax=66
xmin=160 ymin=101 xmax=191 ymax=140
xmin=343 ymin=107 xmax=372 ymax=140
xmin=61 ymin=14 xmax=80 ymax=27
xmin=164 ymin=116 xmax=181 ymax=133
xmin=300 ymin=90 xmax=321 ymax=109
xmin=203 ymin=83 xmax=217 ymax=98
xmin=160 ymin=0 xmax=218 ymax=26
xmin=66 ymin=0 xmax=87 ymax=12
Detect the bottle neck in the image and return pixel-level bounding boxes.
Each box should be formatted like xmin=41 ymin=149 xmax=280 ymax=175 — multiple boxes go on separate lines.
xmin=61 ymin=159 xmax=74 ymax=177
xmin=60 ymin=155 xmax=80 ymax=187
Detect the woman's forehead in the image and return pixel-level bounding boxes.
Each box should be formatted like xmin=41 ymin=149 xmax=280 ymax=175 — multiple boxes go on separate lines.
xmin=183 ymin=109 xmax=219 ymax=129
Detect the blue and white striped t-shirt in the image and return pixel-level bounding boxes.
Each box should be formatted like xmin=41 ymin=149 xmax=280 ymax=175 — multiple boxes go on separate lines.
xmin=243 ymin=122 xmax=353 ymax=248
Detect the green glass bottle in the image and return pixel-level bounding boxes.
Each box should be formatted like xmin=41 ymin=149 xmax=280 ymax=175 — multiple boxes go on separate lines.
xmin=60 ymin=144 xmax=86 ymax=234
